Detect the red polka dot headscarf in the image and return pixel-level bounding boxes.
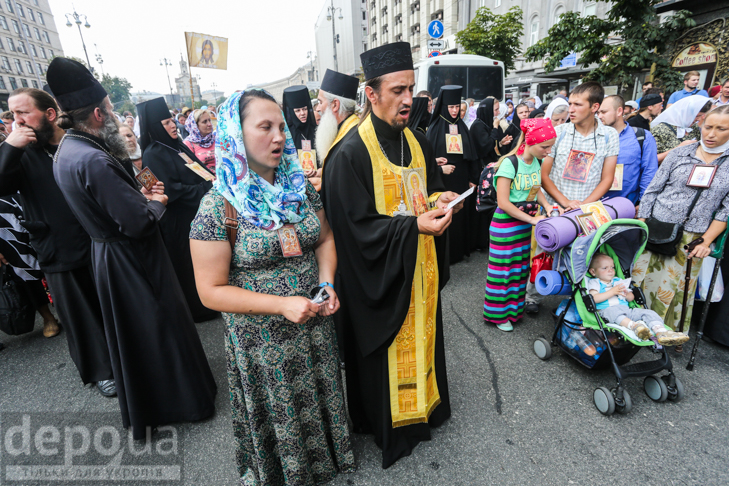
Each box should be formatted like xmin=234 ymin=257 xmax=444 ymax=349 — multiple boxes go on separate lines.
xmin=517 ymin=118 xmax=557 ymax=155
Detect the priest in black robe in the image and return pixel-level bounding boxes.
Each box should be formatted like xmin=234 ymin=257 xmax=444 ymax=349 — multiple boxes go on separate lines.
xmin=48 ymin=57 xmax=216 ymax=439
xmin=138 ymin=97 xmax=216 ymax=323
xmin=427 ymin=85 xmax=480 ymax=263
xmin=321 ymin=42 xmax=461 ymax=469
xmin=0 ymin=87 xmax=115 ymax=396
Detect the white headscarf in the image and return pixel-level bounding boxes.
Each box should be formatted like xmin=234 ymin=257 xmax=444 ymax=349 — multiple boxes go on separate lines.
xmin=545 ymin=98 xmax=569 ymax=121
xmin=651 ymin=95 xmax=711 ymax=138
xmin=496 ymin=102 xmax=508 ymax=120
xmin=534 ymin=96 xmax=543 ymax=109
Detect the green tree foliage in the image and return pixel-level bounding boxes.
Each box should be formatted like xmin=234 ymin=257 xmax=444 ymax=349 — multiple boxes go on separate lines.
xmin=115 ymin=100 xmax=136 ymax=117
xmin=525 ymin=0 xmax=695 ymax=92
xmin=455 ymin=7 xmax=524 ymax=76
xmin=215 ymin=96 xmax=227 ymax=106
xmin=100 ymin=74 xmax=133 ymax=104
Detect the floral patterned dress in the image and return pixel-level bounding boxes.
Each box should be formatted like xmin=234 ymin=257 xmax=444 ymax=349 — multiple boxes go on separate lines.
xmin=190 ymin=185 xmax=355 ymax=486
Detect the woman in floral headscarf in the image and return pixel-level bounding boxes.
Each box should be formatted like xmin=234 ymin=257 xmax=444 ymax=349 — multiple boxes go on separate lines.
xmin=189 ymin=89 xmax=354 ymax=485
xmin=483 ymin=118 xmax=558 ymax=332
xmin=183 ymin=109 xmax=216 ymax=173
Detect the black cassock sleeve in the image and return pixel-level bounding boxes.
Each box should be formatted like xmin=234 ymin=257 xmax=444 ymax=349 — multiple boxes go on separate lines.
xmin=0 ymin=143 xmax=24 ymax=196
xmin=470 ymin=120 xmax=501 ymax=167
xmin=325 ymin=131 xmax=447 ymax=357
xmin=83 ymin=154 xmax=166 ymax=239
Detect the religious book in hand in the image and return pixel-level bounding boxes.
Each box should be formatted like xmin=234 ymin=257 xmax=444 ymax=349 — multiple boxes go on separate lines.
xmin=135 ymin=167 xmax=159 ymax=191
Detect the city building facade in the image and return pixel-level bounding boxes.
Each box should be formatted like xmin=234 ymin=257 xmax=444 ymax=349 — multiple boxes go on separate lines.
xmin=315 ymin=0 xmax=367 ymax=76
xmin=247 ymin=61 xmax=319 ymax=103
xmin=0 ymin=0 xmax=64 ymax=110
xmin=366 ymin=0 xmax=459 ymax=61
xmin=173 ymin=55 xmax=202 ymax=107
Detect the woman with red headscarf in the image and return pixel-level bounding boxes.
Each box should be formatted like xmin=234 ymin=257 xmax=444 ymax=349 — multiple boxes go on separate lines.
xmin=484 ymin=119 xmax=558 ymax=332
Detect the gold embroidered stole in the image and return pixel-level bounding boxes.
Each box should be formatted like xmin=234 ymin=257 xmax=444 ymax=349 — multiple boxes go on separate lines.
xmin=359 ymin=114 xmax=441 ymax=428
xmin=322 ymin=114 xmax=360 ymax=166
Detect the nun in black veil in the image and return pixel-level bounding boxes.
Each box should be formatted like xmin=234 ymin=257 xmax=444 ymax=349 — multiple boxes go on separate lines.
xmin=282 ymin=85 xmax=318 ymax=151
xmin=138 ymin=97 xmax=216 ymax=323
xmin=407 ymin=97 xmax=431 ymax=134
xmin=426 ymin=85 xmax=479 ymax=264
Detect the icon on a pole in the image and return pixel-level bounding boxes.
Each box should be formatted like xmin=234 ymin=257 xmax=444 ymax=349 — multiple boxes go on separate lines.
xmin=428 ymin=51 xmax=441 ymax=58
xmin=427 ymin=20 xmax=444 ymax=39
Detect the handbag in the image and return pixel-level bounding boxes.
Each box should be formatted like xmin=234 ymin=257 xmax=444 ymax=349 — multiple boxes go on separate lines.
xmin=0 ymin=265 xmax=36 ymax=336
xmin=645 ymin=188 xmax=704 ymax=257
xmin=530 ymin=252 xmax=553 ymax=284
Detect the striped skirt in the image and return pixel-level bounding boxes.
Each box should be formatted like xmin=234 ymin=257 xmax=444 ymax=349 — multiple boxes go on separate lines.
xmin=483 ymin=208 xmax=534 ymax=325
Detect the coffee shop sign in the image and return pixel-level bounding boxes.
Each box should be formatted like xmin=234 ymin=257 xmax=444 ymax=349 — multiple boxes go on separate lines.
xmin=672 ymin=43 xmax=718 ymax=68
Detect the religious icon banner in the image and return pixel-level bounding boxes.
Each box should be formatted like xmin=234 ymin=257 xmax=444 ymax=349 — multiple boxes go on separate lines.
xmin=185 ymin=32 xmax=229 ymax=70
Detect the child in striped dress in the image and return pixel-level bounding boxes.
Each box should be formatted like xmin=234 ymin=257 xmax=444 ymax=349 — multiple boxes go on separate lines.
xmin=484 ymin=119 xmax=558 ymax=332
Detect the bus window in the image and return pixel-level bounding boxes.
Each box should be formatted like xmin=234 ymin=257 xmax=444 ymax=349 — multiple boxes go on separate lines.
xmin=468 ymin=66 xmax=504 ymax=101
xmin=427 ymin=66 xmax=467 ymax=97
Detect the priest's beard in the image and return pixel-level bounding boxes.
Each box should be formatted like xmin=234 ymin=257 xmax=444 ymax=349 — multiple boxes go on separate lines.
xmin=315 ymin=106 xmax=339 ymax=165
xmin=27 ymin=116 xmax=55 ymax=147
xmin=97 ymin=113 xmax=130 ymax=160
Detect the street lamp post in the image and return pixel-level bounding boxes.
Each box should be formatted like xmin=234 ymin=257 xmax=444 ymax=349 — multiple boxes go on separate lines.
xmin=306 ymin=51 xmax=316 ymax=82
xmin=211 ymin=82 xmax=218 ymax=104
xmin=94 ymin=44 xmax=104 ymax=77
xmin=160 ymin=57 xmax=174 ymax=101
xmin=326 ymin=1 xmax=343 ymax=72
xmin=65 ymin=9 xmax=92 ymax=70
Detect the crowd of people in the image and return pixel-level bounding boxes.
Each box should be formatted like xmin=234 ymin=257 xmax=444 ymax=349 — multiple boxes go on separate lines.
xmin=0 ymin=47 xmax=727 ymax=485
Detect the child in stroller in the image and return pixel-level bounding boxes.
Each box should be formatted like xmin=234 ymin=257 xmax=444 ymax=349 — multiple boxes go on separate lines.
xmin=587 ymin=253 xmax=688 ymax=346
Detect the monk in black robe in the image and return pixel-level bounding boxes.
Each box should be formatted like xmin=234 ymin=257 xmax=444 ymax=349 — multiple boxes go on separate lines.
xmin=427 ymin=85 xmax=480 ymax=263
xmin=322 ymin=42 xmax=461 ymax=469
xmin=138 ymin=97 xmax=216 ymax=323
xmin=0 ymin=87 xmax=115 ymax=396
xmin=48 ymin=57 xmax=216 ymax=439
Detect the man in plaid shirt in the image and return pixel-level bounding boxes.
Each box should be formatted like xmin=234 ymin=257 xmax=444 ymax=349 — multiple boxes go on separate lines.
xmin=525 ymin=82 xmax=619 ymax=314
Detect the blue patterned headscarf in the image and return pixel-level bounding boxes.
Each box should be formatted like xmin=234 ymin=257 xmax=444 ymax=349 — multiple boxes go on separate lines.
xmin=184 ymin=110 xmax=214 ymax=148
xmin=214 ymin=90 xmax=307 ymax=231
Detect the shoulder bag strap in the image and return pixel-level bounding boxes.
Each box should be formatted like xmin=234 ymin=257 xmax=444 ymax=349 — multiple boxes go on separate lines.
xmin=223 ymin=199 xmax=239 ymax=252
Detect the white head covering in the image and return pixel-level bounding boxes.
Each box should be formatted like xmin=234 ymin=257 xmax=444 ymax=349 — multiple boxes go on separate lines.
xmin=625 ymin=100 xmax=639 ymax=111
xmin=534 ymin=96 xmax=543 ymax=109
xmin=496 ymin=102 xmax=508 ymax=120
xmin=651 ymin=95 xmax=711 ymax=138
xmin=545 ymin=97 xmax=569 ymax=121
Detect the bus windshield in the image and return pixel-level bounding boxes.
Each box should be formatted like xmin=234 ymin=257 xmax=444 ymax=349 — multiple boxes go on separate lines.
xmin=427 ymin=65 xmax=504 ymax=101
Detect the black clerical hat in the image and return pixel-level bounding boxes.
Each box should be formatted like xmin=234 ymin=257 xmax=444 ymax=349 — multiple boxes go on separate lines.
xmin=282 ymin=86 xmax=312 ymax=110
xmin=320 ymin=69 xmax=359 ymax=101
xmin=640 ymin=93 xmax=662 ymax=109
xmin=137 ymin=97 xmax=172 ymax=124
xmin=46 ymin=57 xmax=107 ymax=111
xmin=360 ymin=42 xmax=413 ymax=80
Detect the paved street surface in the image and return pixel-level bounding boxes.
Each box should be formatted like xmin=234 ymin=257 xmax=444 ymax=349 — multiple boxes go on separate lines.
xmin=1 ymin=250 xmax=728 ymax=485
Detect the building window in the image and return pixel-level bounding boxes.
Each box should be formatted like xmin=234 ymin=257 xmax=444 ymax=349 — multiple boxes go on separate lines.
xmin=22 ymin=23 xmax=29 ymax=37
xmin=494 ymin=0 xmax=501 ymax=7
xmin=0 ymin=16 xmax=7 ymax=30
xmin=41 ymin=30 xmax=48 ymax=43
xmin=33 ymin=0 xmax=38 ymax=5
xmin=31 ymin=79 xmax=37 ymax=88
xmin=20 ymin=78 xmax=27 ymax=87
xmin=16 ymin=4 xmax=23 ymax=18
xmin=25 ymin=59 xmax=31 ymax=73
xmin=4 ymin=1 xmax=12 ymax=13
xmin=479 ymin=0 xmax=485 ymax=6
xmin=6 ymin=37 xmax=14 ymax=51
xmin=17 ymin=40 xmax=24 ymax=53
xmin=34 ymin=61 xmax=40 ymax=73
xmin=0 ymin=77 xmax=5 ymax=90
xmin=39 ymin=45 xmax=44 ymax=58
xmin=529 ymin=18 xmax=539 ymax=46
xmin=48 ymin=48 xmax=53 ymax=57
xmin=29 ymin=43 xmax=35 ymax=56
xmin=552 ymin=5 xmax=565 ymax=26
xmin=583 ymin=2 xmax=596 ymax=16
xmin=1 ymin=56 xmax=9 ymax=70
xmin=37 ymin=11 xmax=43 ymax=25
xmin=11 ymin=19 xmax=18 ymax=33
xmin=8 ymin=76 xmax=15 ymax=89
xmin=27 ymin=9 xmax=33 ymax=21
xmin=0 ymin=38 xmax=3 ymax=50
xmin=14 ymin=58 xmax=21 ymax=73
xmin=33 ymin=27 xmax=39 ymax=40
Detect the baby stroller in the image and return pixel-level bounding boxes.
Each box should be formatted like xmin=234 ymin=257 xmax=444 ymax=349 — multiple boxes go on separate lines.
xmin=532 ymin=219 xmax=684 ymax=415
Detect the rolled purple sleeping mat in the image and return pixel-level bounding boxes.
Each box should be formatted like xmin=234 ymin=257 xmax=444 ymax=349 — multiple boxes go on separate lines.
xmin=535 ymin=270 xmax=572 ymax=296
xmin=534 ymin=197 xmax=636 ymax=252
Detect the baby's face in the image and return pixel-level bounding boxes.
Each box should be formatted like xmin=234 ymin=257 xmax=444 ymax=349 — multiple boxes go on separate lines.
xmin=590 ymin=258 xmax=615 ymax=281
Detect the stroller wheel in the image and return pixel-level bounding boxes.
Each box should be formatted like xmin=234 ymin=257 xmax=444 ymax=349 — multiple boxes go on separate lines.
xmin=533 ymin=338 xmax=552 ymax=360
xmin=664 ymin=375 xmax=685 ymax=402
xmin=593 ymin=387 xmax=616 ymax=415
xmin=644 ymin=375 xmax=668 ymax=402
xmin=615 ymin=388 xmax=632 ymax=414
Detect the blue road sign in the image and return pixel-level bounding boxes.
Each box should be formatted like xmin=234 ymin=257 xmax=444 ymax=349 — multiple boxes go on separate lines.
xmin=560 ymin=52 xmax=577 ymax=68
xmin=427 ymin=20 xmax=444 ymax=39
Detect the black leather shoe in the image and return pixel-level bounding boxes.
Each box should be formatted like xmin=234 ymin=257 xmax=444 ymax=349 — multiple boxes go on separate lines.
xmin=97 ymin=380 xmax=117 ymax=397
xmin=524 ymin=303 xmax=539 ymax=315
